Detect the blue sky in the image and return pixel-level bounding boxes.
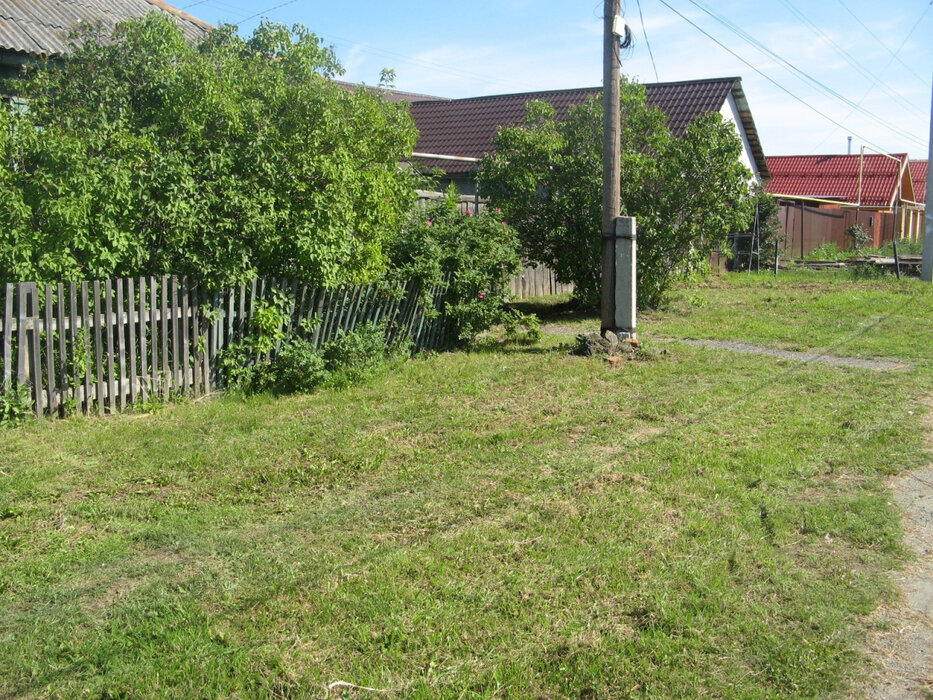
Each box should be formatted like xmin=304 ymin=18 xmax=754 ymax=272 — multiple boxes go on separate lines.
xmin=181 ymin=0 xmax=932 ymax=160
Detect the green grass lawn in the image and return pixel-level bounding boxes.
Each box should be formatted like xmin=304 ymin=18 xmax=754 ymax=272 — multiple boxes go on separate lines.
xmin=2 ymin=271 xmax=932 ymax=698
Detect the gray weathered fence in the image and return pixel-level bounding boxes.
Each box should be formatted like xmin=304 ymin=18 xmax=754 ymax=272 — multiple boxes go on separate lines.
xmin=0 ymin=276 xmax=447 ymax=419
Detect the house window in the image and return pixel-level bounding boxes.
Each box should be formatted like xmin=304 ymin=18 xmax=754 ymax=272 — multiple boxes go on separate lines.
xmin=869 ymin=216 xmax=874 ymax=227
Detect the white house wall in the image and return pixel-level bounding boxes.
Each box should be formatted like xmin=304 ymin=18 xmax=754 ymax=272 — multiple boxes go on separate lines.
xmin=721 ymin=92 xmax=762 ymax=185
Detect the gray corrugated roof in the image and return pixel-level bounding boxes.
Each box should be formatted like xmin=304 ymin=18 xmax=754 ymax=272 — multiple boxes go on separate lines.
xmin=0 ymin=0 xmax=211 ymax=58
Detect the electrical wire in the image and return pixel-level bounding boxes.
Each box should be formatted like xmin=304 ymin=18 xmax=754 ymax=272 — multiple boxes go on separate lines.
xmin=681 ymin=0 xmax=925 ymax=148
xmin=773 ymin=0 xmax=924 ymax=118
xmin=833 ymin=0 xmax=928 ymax=86
xmin=635 ymin=0 xmax=659 ymax=82
xmin=235 ymin=0 xmax=300 ymax=24
xmin=809 ymin=0 xmax=933 ymax=154
xmin=654 ymin=0 xmax=891 ymax=153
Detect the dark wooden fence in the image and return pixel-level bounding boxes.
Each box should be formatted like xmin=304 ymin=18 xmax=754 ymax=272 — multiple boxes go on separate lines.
xmin=777 ymin=201 xmax=926 ymax=257
xmin=0 ymin=276 xmax=448 ymax=420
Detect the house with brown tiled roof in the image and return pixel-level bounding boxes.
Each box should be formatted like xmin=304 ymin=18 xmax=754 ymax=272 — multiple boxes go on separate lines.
xmin=407 ymin=76 xmax=769 ymax=196
xmin=0 ymin=0 xmax=212 ymax=79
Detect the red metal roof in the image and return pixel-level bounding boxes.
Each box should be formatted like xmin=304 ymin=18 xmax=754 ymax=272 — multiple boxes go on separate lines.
xmin=409 ymin=77 xmax=768 ymax=178
xmin=910 ymin=160 xmax=927 ymax=205
xmin=765 ymin=154 xmax=910 ymax=208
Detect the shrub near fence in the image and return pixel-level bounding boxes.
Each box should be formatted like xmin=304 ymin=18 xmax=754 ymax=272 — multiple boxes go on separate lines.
xmin=0 ymin=276 xmax=449 ymax=420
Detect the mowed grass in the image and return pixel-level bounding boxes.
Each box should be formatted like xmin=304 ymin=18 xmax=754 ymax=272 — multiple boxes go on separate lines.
xmin=2 ymin=271 xmax=933 ymax=698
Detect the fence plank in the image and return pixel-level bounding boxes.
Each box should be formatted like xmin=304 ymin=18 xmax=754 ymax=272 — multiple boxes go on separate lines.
xmin=247 ymin=279 xmax=257 ymax=364
xmin=191 ymin=280 xmax=201 ymax=398
xmin=69 ymin=283 xmax=80 ymax=412
xmin=162 ymin=276 xmax=171 ymax=396
xmin=138 ymin=277 xmax=148 ymax=404
xmin=180 ymin=276 xmax=190 ymax=394
xmin=127 ymin=277 xmax=138 ymax=406
xmin=151 ymin=278 xmax=159 ymax=399
xmin=104 ymin=280 xmax=116 ymax=413
xmin=83 ymin=282 xmax=94 ymax=414
xmin=170 ymin=276 xmax=179 ymax=394
xmin=27 ymin=284 xmax=42 ymax=419
xmin=56 ymin=283 xmax=68 ymax=415
xmin=16 ymin=284 xmax=27 ymax=386
xmin=114 ymin=279 xmax=125 ymax=412
xmin=3 ymin=283 xmax=12 ymax=393
xmin=44 ymin=284 xmax=56 ymax=415
xmin=311 ymin=288 xmax=328 ymax=349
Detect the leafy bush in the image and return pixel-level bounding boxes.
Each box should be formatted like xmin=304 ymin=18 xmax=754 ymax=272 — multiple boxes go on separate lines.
xmin=478 ymin=83 xmax=755 ymax=309
xmin=390 ymin=188 xmax=537 ymax=342
xmin=0 ymin=15 xmax=417 ymax=288
xmin=222 ymin=320 xmax=401 ymax=396
xmin=257 ymin=339 xmax=329 ymax=395
xmin=322 ymin=323 xmax=399 ymax=387
xmin=0 ymin=384 xmax=32 ymax=428
xmin=846 ymin=224 xmax=872 ymax=250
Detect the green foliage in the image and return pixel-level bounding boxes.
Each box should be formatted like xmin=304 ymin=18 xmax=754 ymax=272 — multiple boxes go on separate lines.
xmin=322 ymin=322 xmax=399 ymax=387
xmin=846 ymin=224 xmax=872 ymax=250
xmin=804 ymin=242 xmax=847 ymax=261
xmin=879 ymin=238 xmax=923 ymax=256
xmin=733 ymin=185 xmax=783 ymax=270
xmin=254 ymin=338 xmax=329 ymax=395
xmin=222 ymin=320 xmax=399 ymax=396
xmin=478 ymin=80 xmax=755 ymax=308
xmin=0 ymin=383 xmax=32 ymax=427
xmin=0 ymin=14 xmax=417 ymax=287
xmin=389 ymin=188 xmax=535 ymax=342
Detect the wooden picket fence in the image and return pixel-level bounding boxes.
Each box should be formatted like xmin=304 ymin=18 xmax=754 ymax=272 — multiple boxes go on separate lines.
xmin=0 ymin=276 xmax=448 ymax=420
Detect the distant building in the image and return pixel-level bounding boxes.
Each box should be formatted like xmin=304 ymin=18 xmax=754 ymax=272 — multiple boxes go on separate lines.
xmin=0 ymin=0 xmax=212 ymax=79
xmin=766 ymin=153 xmax=924 ymax=254
xmin=406 ymin=77 xmax=770 ymax=196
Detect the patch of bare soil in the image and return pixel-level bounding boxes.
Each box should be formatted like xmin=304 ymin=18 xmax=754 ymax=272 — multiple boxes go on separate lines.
xmin=662 ymin=338 xmax=911 ymax=372
xmin=860 ymin=399 xmax=933 ymax=699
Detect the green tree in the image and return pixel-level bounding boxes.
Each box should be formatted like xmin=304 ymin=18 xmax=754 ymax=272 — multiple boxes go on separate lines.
xmin=0 ymin=14 xmax=417 ymax=287
xmin=478 ymin=80 xmax=755 ymax=308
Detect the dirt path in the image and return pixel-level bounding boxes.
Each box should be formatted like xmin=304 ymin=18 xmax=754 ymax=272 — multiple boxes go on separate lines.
xmin=861 ymin=400 xmax=933 ymax=699
xmin=659 ymin=338 xmax=912 ymax=372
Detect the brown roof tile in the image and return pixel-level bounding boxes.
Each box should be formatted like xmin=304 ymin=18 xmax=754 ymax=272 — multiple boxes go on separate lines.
xmin=408 ymin=77 xmax=767 ymax=177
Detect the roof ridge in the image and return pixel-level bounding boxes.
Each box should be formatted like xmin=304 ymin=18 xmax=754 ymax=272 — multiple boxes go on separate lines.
xmin=142 ymin=0 xmax=213 ymax=31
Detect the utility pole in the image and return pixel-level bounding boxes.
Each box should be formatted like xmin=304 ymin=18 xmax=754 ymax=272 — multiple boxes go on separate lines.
xmin=601 ymin=0 xmax=622 ymax=334
xmin=922 ymin=75 xmax=933 ymax=282
xmin=601 ymin=1 xmax=636 ymax=338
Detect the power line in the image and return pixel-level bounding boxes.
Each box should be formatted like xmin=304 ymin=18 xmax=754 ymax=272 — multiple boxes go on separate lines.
xmin=808 ymin=1 xmax=933 ymax=154
xmin=654 ymin=0 xmax=891 ymax=153
xmin=235 ymin=0 xmax=300 ymax=24
xmin=832 ymin=0 xmax=928 ymax=86
xmin=635 ymin=0 xmax=659 ymax=81
xmin=680 ymin=0 xmax=925 ymax=149
xmin=773 ymin=0 xmax=924 ymax=119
